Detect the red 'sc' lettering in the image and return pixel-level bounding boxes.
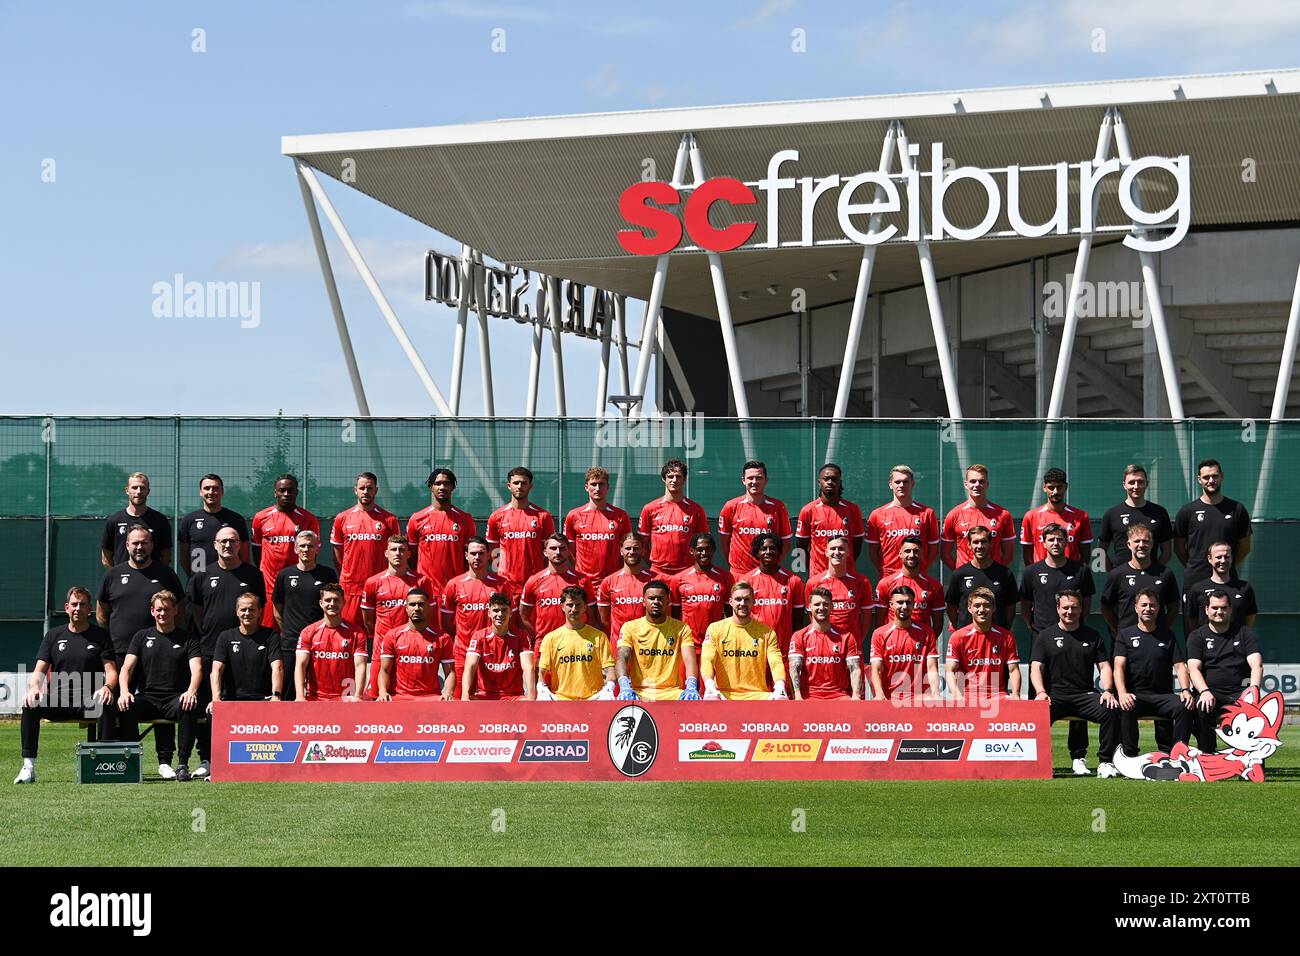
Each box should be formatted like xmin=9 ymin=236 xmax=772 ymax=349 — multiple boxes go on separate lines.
xmin=683 ymin=177 xmax=758 ymax=252
xmin=618 ymin=182 xmax=682 ymax=255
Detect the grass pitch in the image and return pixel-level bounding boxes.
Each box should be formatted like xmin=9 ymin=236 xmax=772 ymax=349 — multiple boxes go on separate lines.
xmin=2 ymin=721 xmax=1297 ymax=866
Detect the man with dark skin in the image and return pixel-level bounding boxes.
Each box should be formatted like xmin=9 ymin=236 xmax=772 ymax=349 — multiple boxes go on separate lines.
xmin=795 ymin=464 xmax=864 ymax=576
xmin=252 ymin=474 xmax=319 ymax=628
xmin=615 ymin=581 xmax=700 ymax=701
xmin=670 ymin=533 xmax=733 ymax=660
xmin=742 ymin=532 xmax=806 ymax=670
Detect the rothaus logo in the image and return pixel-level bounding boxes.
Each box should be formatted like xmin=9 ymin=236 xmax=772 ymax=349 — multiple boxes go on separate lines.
xmin=50 ymin=886 xmax=151 ymax=936
xmin=618 ymin=144 xmax=1190 ymax=255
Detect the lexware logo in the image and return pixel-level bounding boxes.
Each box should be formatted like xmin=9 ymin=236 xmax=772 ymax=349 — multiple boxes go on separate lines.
xmin=446 ymin=740 xmax=519 ymax=763
xmin=618 ymin=145 xmax=1190 ymax=255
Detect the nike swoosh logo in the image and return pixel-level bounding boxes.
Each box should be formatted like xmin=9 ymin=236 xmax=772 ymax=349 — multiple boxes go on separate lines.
xmin=941 ymin=745 xmax=960 ymax=754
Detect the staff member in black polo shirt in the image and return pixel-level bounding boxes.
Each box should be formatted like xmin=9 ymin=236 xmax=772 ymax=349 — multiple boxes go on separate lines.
xmin=1173 ymin=459 xmax=1251 ymax=588
xmin=1019 ymin=523 xmax=1094 ymax=637
xmin=14 ymin=586 xmax=118 ymax=784
xmin=272 ymin=529 xmax=338 ymax=701
xmin=210 ymin=593 xmax=281 ymax=703
xmin=117 ymin=591 xmax=202 ymax=781
xmin=1113 ymin=589 xmax=1193 ymax=757
xmin=1097 ymin=463 xmax=1172 ymax=569
xmin=1187 ymin=590 xmax=1263 ymax=751
xmin=1030 ymin=589 xmax=1120 ymax=778
xmin=1182 ymin=541 xmax=1259 ymax=633
xmin=1100 ymin=524 xmax=1179 ymax=635
xmin=945 ymin=526 xmax=1018 ymax=629
xmin=101 ymin=472 xmax=172 ymax=569
xmin=177 ymin=473 xmax=250 ymax=577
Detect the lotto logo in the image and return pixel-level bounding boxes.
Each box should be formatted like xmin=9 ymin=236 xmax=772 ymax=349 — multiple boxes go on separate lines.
xmin=752 ymin=739 xmax=822 ymax=762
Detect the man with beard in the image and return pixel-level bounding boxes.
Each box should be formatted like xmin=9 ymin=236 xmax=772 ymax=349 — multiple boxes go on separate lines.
xmin=795 ymin=463 xmax=864 ymax=576
xmin=331 ymin=472 xmax=402 ymax=628
xmin=789 ymin=587 xmax=861 ymax=700
xmin=700 ymin=582 xmax=787 ymax=701
xmin=271 ymin=530 xmax=337 ymax=700
xmin=1113 ymin=589 xmax=1193 ymax=756
xmin=741 ymin=532 xmax=805 ymax=676
xmin=876 ymin=535 xmax=941 ymax=633
xmin=616 ymin=580 xmax=700 ymax=701
xmin=869 ymin=585 xmax=939 ymax=702
xmin=377 ymin=589 xmax=453 ymax=701
xmin=670 ymin=533 xmax=732 ymax=661
xmin=1100 ymin=524 xmax=1179 ymax=635
xmin=947 ymin=525 xmax=1018 ymax=630
xmin=1021 ymin=468 xmax=1092 ymax=566
xmin=406 ymin=468 xmax=476 ymax=595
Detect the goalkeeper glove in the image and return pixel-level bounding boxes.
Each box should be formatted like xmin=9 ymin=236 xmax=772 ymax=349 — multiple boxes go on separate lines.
xmin=703 ymin=678 xmax=723 ymax=701
xmin=617 ymin=676 xmax=639 ymax=701
xmin=535 ymin=681 xmax=555 ymax=701
xmin=679 ymin=677 xmax=701 ymax=701
xmin=769 ymin=680 xmax=789 ymax=700
xmin=590 ymin=681 xmax=616 ymax=701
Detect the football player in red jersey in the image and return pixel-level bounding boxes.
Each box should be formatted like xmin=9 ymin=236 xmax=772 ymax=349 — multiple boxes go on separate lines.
xmin=406 ymin=468 xmax=476 ymax=595
xmin=564 ymin=466 xmax=633 ymax=593
xmin=639 ymin=459 xmax=710 ymax=576
xmin=521 ymin=533 xmax=589 ymax=652
xmin=294 ymin=584 xmax=366 ymax=701
xmin=795 ymin=463 xmax=865 ymax=577
xmin=941 ymin=464 xmax=1016 ymax=568
xmin=869 ymin=585 xmax=940 ymax=702
xmin=441 ymin=536 xmax=517 ymax=696
xmin=463 ymin=592 xmax=535 ymax=701
xmin=361 ymin=537 xmax=434 ymax=699
xmin=252 ymin=474 xmax=319 ymax=628
xmin=671 ymin=533 xmax=733 ymax=655
xmin=866 ymin=464 xmax=940 ymax=576
xmin=946 ymin=587 xmax=1021 ymax=702
xmin=597 ymin=533 xmax=656 ymax=654
xmin=1021 ymin=467 xmax=1092 ymax=565
xmin=718 ymin=460 xmax=792 ymax=575
xmin=810 ymin=535 xmax=871 ymax=641
xmin=486 ymin=466 xmax=556 ymax=589
xmin=743 ymin=532 xmax=805 ymax=671
xmin=376 ymin=589 xmax=453 ymax=701
xmin=789 ymin=587 xmax=862 ymax=700
xmin=330 ymin=472 xmax=402 ymax=629
xmin=875 ymin=536 xmax=944 ymax=633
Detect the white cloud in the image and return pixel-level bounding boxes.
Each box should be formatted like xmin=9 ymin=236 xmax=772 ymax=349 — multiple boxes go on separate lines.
xmin=221 ymin=237 xmax=431 ymax=290
xmin=736 ymin=0 xmax=799 ymax=28
xmin=402 ymin=1 xmax=554 ymax=23
xmin=586 ymin=63 xmax=622 ymax=99
xmin=1062 ymin=0 xmax=1300 ymax=48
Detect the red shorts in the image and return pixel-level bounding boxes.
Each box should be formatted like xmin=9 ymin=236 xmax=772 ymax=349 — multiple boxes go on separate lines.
xmin=341 ymin=590 xmax=365 ymax=629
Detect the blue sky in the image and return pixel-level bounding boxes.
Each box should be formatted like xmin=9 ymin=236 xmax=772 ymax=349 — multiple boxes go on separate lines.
xmin=3 ymin=0 xmax=1298 ymax=416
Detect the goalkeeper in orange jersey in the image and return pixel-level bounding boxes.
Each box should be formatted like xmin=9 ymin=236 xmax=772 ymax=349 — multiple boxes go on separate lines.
xmin=535 ymin=587 xmax=615 ymax=700
xmin=700 ymin=581 xmax=788 ymax=700
xmin=615 ymin=580 xmax=700 ymax=701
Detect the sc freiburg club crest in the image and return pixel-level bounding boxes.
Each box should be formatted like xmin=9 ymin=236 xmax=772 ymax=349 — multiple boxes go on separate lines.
xmin=608 ymin=705 xmax=658 ymax=777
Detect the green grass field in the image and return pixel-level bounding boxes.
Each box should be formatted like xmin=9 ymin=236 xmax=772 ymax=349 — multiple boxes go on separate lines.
xmin=2 ymin=721 xmax=1297 ymax=866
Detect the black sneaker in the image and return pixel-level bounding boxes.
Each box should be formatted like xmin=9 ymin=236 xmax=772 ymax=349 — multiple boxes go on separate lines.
xmin=176 ymin=765 xmax=192 ymax=782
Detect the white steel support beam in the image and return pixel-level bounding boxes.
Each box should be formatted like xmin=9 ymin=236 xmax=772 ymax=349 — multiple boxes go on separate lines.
xmin=595 ymin=292 xmax=614 ymax=419
xmin=448 ymin=244 xmax=471 ymax=414
xmin=526 ymin=302 xmax=544 ymax=417
xmin=615 ymin=294 xmax=631 ymax=402
xmin=294 ymin=161 xmax=371 ymax=416
xmin=631 ymin=135 xmax=692 ymax=416
xmin=297 ymin=162 xmax=453 ymax=417
xmin=1254 ymin=259 xmax=1300 ymax=517
xmin=548 ymin=276 xmax=567 ymax=416
xmin=472 ymin=250 xmax=496 ymax=417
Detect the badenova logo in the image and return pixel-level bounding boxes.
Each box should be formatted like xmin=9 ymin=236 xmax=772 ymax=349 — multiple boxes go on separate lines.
xmin=49 ymin=886 xmax=151 ymax=936
xmin=618 ymin=145 xmax=1190 ymax=255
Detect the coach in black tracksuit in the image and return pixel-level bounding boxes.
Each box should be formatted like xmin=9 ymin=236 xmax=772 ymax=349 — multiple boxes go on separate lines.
xmin=1112 ymin=588 xmax=1193 ymax=757
xmin=211 ymin=593 xmax=282 ymax=703
xmin=1030 ymin=589 xmax=1120 ymax=772
xmin=1186 ymin=590 xmax=1263 ymax=751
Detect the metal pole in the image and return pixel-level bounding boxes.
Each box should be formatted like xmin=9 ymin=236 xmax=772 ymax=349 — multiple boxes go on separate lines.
xmin=1253 ymin=259 xmax=1300 ymax=517
xmin=616 ymin=295 xmax=631 ymax=401
xmin=473 ymin=250 xmax=496 ymax=417
xmin=294 ymin=160 xmax=371 ymax=416
xmin=526 ymin=312 xmax=543 ymax=417
xmin=630 ymin=134 xmax=692 ymax=416
xmin=548 ymin=276 xmax=567 ymax=416
xmin=1047 ymin=109 xmax=1114 ymax=419
xmin=596 ymin=292 xmax=614 ymax=418
xmin=448 ymin=244 xmax=471 ymax=415
xmin=834 ymin=122 xmax=898 ymax=419
xmin=297 ymin=163 xmax=454 ymax=417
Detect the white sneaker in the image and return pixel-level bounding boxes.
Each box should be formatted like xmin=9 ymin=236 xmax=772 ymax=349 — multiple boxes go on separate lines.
xmin=1071 ymin=758 xmax=1091 ymax=776
xmin=191 ymin=761 xmax=210 ymax=779
xmin=157 ymin=763 xmax=177 ymax=781
xmin=13 ymin=765 xmax=34 ymax=784
xmin=1096 ymin=761 xmax=1119 ymax=779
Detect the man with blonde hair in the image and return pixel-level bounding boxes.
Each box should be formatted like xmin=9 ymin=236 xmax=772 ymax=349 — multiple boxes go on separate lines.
xmin=700 ymin=581 xmax=787 ymax=700
xmin=941 ymin=464 xmax=1015 ymax=568
xmin=564 ymin=466 xmax=633 ymax=594
xmin=101 ymin=472 xmax=172 ymax=568
xmin=867 ymin=465 xmax=939 ymax=575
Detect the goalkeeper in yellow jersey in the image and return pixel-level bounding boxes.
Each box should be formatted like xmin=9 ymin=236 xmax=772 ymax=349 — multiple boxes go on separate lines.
xmin=701 ymin=581 xmax=788 ymax=700
xmin=615 ymin=580 xmax=701 ymax=701
xmin=536 ymin=587 xmax=615 ymax=700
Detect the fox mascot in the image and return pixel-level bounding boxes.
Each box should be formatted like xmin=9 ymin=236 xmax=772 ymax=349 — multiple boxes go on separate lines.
xmin=1113 ymin=690 xmax=1284 ymax=782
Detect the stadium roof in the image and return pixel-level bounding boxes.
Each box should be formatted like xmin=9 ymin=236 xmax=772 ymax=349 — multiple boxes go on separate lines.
xmin=283 ymin=68 xmax=1300 ymax=323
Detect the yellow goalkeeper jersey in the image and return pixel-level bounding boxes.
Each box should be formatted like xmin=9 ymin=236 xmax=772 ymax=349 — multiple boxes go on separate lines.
xmin=617 ymin=616 xmax=695 ymax=701
xmin=538 ymin=624 xmax=614 ymax=700
xmin=701 ymin=617 xmax=786 ymax=701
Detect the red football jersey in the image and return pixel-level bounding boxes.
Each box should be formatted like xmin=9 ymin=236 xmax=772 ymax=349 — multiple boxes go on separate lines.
xmin=564 ymin=503 xmax=632 ymax=589
xmin=252 ymin=505 xmax=319 ymax=627
xmin=810 ymin=570 xmax=873 ymax=640
xmin=330 ymin=505 xmax=401 ymax=589
xmin=361 ymin=569 xmax=435 ymax=698
xmin=671 ymin=565 xmax=733 ymax=648
xmin=380 ymin=624 xmax=452 ymax=698
xmin=638 ymin=496 xmax=710 ymax=576
xmin=869 ymin=619 xmax=938 ymax=701
xmin=522 ymin=567 xmax=590 ymax=651
xmin=866 ymin=501 xmax=940 ymax=574
xmin=597 ymin=567 xmax=656 ymax=652
xmin=946 ymin=623 xmax=1019 ymax=699
xmin=406 ymin=504 xmax=476 ymax=592
xmin=486 ymin=503 xmax=555 ymax=587
xmin=942 ymin=500 xmax=1017 ymax=567
xmin=1020 ymin=504 xmax=1092 ymax=563
xmin=465 ymin=626 xmax=532 ymax=699
xmin=718 ymin=496 xmax=793 ymax=575
xmin=875 ymin=569 xmax=945 ymax=630
xmin=789 ymin=624 xmax=860 ymax=700
xmin=745 ymin=567 xmax=805 ymax=651
xmin=441 ymin=571 xmax=518 ymax=694
xmin=796 ymin=498 xmax=865 ymax=576
xmin=295 ymin=618 xmax=365 ymax=700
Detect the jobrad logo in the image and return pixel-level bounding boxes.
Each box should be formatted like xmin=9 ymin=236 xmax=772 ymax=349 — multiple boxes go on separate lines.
xmin=519 ymin=739 xmax=590 ymax=762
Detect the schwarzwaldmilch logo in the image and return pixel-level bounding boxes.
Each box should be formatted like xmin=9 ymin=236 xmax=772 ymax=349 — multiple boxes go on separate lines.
xmin=608 ymin=705 xmax=658 ymax=777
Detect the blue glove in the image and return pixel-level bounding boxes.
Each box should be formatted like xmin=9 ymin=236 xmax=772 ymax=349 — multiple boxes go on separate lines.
xmin=679 ymin=677 xmax=701 ymax=701
xmin=617 ymin=676 xmax=639 ymax=701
